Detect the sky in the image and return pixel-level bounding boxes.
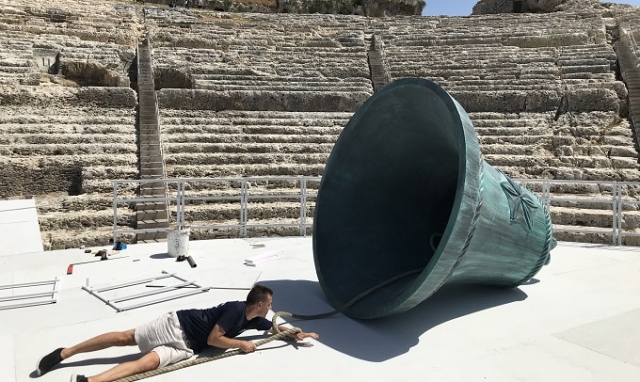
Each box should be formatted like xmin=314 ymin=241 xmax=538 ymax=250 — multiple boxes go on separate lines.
xmin=422 ymin=0 xmax=640 ymax=16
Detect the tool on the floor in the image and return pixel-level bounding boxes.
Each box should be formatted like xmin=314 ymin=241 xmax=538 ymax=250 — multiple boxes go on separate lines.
xmin=176 ymin=255 xmax=197 ymax=268
xmin=66 ymin=254 xmax=129 ymax=275
xmin=113 ymin=240 xmax=127 ymax=250
xmin=95 ymin=249 xmax=108 ymax=260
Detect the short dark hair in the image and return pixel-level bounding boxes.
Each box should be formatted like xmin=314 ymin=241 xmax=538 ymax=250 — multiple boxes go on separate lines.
xmin=246 ymin=284 xmax=273 ymax=305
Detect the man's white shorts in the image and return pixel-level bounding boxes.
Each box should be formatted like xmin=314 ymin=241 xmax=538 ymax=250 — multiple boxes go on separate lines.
xmin=134 ymin=311 xmax=195 ymax=368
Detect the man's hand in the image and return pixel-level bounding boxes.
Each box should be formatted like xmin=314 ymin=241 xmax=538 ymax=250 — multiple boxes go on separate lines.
xmin=291 ymin=331 xmax=319 ymax=341
xmin=239 ymin=340 xmax=257 ymax=353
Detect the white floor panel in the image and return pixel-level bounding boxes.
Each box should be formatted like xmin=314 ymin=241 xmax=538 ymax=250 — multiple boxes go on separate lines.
xmin=1 ymin=239 xmax=639 ymax=382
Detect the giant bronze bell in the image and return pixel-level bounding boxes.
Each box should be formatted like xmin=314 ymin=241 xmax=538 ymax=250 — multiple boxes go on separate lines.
xmin=313 ymin=78 xmax=555 ymax=319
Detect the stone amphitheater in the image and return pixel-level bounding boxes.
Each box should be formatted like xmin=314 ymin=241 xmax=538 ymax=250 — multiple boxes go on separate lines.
xmin=2 ymin=0 xmax=640 ymax=249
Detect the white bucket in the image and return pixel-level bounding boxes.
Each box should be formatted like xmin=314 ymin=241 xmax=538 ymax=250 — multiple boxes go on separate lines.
xmin=167 ymin=227 xmax=190 ymax=258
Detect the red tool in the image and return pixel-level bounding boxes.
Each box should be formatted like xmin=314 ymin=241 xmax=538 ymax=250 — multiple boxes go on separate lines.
xmin=67 ymin=264 xmax=74 ymax=275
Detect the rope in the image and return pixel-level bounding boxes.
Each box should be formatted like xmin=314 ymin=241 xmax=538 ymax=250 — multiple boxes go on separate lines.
xmin=114 ymin=327 xmax=301 ymax=382
xmin=272 ymin=267 xmax=423 ymax=326
xmin=115 ymin=268 xmax=424 ymax=382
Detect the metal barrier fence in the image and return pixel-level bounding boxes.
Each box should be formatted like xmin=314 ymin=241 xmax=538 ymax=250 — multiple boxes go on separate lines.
xmin=516 ymin=178 xmax=640 ymax=246
xmin=113 ymin=177 xmax=318 ymax=243
xmin=112 ymin=177 xmax=640 ymax=246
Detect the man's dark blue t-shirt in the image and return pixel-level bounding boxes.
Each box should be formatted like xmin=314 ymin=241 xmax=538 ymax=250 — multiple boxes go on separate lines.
xmin=176 ymin=301 xmax=272 ymax=353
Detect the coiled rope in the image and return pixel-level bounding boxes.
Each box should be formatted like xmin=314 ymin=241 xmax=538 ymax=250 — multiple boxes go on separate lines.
xmin=115 ymin=268 xmax=424 ymax=382
xmin=114 ymin=327 xmax=302 ymax=382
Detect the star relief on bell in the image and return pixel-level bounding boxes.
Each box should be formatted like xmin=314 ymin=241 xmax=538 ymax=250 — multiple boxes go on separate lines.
xmin=499 ymin=173 xmax=541 ymax=231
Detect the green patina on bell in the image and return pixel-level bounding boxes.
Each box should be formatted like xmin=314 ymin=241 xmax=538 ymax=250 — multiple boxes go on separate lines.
xmin=313 ymin=78 xmax=555 ymax=319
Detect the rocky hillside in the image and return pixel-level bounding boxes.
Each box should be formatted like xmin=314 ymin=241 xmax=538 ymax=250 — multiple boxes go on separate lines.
xmin=473 ymin=0 xmax=636 ymax=15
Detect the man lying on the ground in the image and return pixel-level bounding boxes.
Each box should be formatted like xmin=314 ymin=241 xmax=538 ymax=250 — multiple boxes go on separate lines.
xmin=36 ymin=284 xmax=319 ymax=382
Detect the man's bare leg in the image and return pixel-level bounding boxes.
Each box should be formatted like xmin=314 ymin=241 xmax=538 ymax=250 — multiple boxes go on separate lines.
xmin=36 ymin=330 xmax=137 ymax=376
xmin=62 ymin=329 xmax=136 ymax=360
xmin=85 ymin=351 xmax=160 ymax=382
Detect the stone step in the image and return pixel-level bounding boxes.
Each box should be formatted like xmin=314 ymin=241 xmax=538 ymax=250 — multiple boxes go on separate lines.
xmin=192 ymin=74 xmax=372 ymax=84
xmin=136 ymin=219 xmax=170 ymax=229
xmin=163 ymin=142 xmax=334 ymax=154
xmin=135 ymin=232 xmax=168 ymax=243
xmin=37 ymin=209 xmax=136 ymax=231
xmin=35 ymin=194 xmax=134 ymax=214
xmin=167 ymin=163 xmax=326 ymax=178
xmin=180 ymin=198 xmax=315 ymax=220
xmin=140 ymin=167 xmax=164 ymax=176
xmin=0 ymin=134 xmax=136 ymax=145
xmin=495 ymin=166 xmax=640 ymax=182
xmin=40 ymin=228 xmax=135 ymax=251
xmin=161 ymin=125 xmax=344 ymax=136
xmin=484 ymin=154 xmax=638 ymax=169
xmin=165 ymin=152 xmax=330 ymax=166
xmin=0 ymin=144 xmax=137 ymax=156
xmin=194 ymin=83 xmax=372 ymax=92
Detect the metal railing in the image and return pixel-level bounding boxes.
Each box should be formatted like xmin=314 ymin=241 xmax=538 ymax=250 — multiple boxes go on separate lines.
xmin=515 ymin=178 xmax=640 ymax=246
xmin=113 ymin=176 xmax=318 ymax=243
xmin=112 ymin=177 xmax=640 ymax=246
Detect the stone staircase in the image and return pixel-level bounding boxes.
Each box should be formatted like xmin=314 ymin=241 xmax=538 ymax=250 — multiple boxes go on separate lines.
xmin=367 ymin=34 xmax=390 ymax=92
xmin=615 ymin=27 xmax=640 ymax=143
xmin=135 ymin=38 xmax=169 ymax=242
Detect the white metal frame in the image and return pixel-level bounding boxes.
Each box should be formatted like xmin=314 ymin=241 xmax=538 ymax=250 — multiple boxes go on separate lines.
xmin=0 ymin=278 xmax=59 ymax=310
xmin=112 ymin=177 xmax=640 ymax=246
xmin=82 ymin=271 xmax=209 ymax=312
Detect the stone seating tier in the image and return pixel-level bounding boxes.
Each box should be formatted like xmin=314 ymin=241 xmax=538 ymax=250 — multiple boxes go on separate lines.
xmin=0 ymin=144 xmax=136 ymax=155
xmin=164 ymin=143 xmax=334 ymax=154
xmin=160 ymin=108 xmax=352 ymax=122
xmin=168 ymin=163 xmax=326 ymax=178
xmin=181 ymin=201 xmax=314 ymax=221
xmin=499 ymin=165 xmax=640 ymax=182
xmin=191 ymin=75 xmax=372 ymax=85
xmin=484 ymin=154 xmax=638 ymax=170
xmin=187 ymin=65 xmax=370 ymax=79
xmin=38 ymin=208 xmax=135 ymax=232
xmin=0 ymin=133 xmax=135 ymax=144
xmin=437 ymin=89 xmax=620 ymax=113
xmin=42 ymin=227 xmax=136 ymax=251
xmin=193 ymin=82 xmax=373 ymax=93
xmin=163 ymin=133 xmax=338 ymax=144
xmin=154 ymin=47 xmax=367 ymax=61
xmin=381 ymin=33 xmax=598 ymax=49
xmin=165 ymin=153 xmax=331 ymax=166
xmin=156 ymin=89 xmax=371 ymax=112
xmin=35 ymin=194 xmax=135 ymax=214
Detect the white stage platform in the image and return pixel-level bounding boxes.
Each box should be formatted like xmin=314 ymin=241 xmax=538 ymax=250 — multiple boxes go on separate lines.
xmin=0 ymin=237 xmax=639 ymax=382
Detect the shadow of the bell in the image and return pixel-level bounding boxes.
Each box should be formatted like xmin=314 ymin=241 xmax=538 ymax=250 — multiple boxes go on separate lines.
xmin=260 ymin=279 xmax=527 ymax=362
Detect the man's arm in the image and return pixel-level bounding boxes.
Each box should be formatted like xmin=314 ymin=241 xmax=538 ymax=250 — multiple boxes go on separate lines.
xmin=207 ymin=324 xmax=257 ymax=353
xmin=269 ymin=325 xmax=319 ymax=341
